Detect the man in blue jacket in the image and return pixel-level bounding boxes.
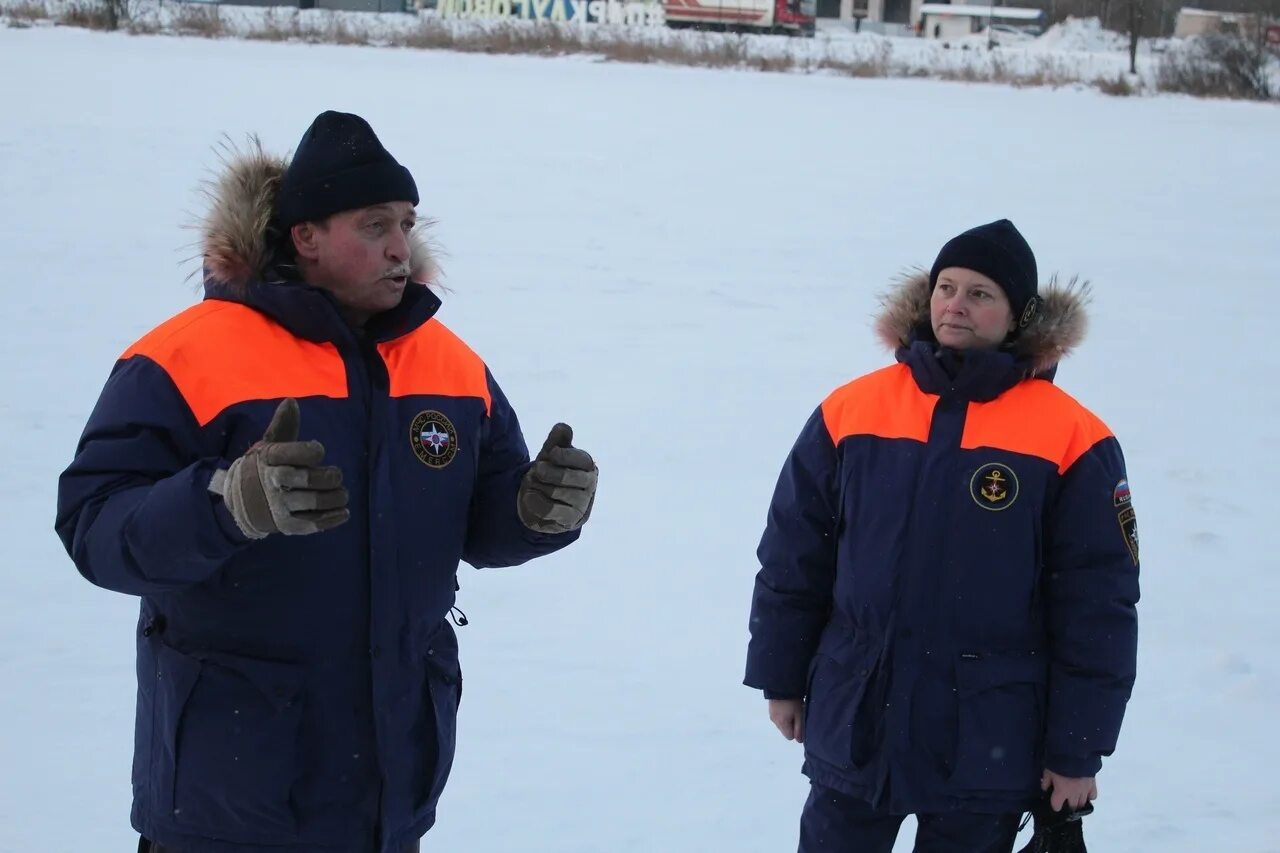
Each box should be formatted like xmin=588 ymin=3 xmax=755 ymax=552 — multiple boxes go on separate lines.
xmin=55 ymin=111 xmax=597 ymax=853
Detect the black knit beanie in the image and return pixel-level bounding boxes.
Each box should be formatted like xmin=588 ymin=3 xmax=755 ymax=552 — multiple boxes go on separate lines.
xmin=929 ymin=219 xmax=1041 ymax=329
xmin=276 ymin=111 xmax=418 ymax=229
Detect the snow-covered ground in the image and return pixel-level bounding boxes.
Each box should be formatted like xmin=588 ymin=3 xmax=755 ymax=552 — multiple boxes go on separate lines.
xmin=2 ymin=24 xmax=1279 ymax=853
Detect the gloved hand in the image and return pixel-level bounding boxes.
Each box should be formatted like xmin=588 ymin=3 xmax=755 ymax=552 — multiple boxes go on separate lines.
xmin=1017 ymin=798 xmax=1092 ymax=853
xmin=209 ymin=398 xmax=350 ymax=539
xmin=517 ymin=423 xmax=597 ymax=534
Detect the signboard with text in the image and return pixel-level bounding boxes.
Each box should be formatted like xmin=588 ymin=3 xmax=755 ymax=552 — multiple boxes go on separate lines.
xmin=435 ymin=0 xmax=665 ymax=25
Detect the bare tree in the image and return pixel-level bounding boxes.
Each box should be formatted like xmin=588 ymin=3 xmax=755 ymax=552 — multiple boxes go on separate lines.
xmin=1256 ymin=0 xmax=1280 ymax=54
xmin=1126 ymin=0 xmax=1145 ymax=73
xmin=102 ymin=0 xmax=133 ymax=29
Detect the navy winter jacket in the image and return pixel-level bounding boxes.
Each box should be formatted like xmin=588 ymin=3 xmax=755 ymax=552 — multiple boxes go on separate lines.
xmin=745 ymin=274 xmax=1139 ymax=815
xmin=55 ymin=150 xmax=578 ymax=852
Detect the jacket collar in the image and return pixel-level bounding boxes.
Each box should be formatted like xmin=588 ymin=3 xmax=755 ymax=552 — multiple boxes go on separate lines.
xmin=204 ymin=275 xmax=442 ymax=345
xmin=896 ymin=339 xmax=1056 ymax=402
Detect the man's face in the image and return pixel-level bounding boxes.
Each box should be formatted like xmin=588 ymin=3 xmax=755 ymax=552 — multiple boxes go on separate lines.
xmin=292 ymin=201 xmax=417 ymax=325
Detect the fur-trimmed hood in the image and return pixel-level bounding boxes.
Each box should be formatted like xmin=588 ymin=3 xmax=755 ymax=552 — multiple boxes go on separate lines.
xmin=874 ymin=270 xmax=1090 ymax=376
xmin=198 ymin=137 xmax=438 ymax=293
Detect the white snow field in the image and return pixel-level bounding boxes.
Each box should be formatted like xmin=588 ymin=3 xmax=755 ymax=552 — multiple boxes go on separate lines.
xmin=1 ymin=25 xmax=1278 ymax=853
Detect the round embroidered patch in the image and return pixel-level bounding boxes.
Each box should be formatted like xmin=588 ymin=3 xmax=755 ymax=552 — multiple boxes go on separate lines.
xmin=410 ymin=410 xmax=458 ymax=469
xmin=970 ymin=463 xmax=1019 ymax=511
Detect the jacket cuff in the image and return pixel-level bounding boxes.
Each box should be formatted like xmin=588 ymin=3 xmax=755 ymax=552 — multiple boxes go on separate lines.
xmin=1045 ymin=753 xmax=1102 ymax=778
xmin=763 ymin=689 xmax=804 ymax=701
xmin=211 ymin=492 xmax=252 ymax=545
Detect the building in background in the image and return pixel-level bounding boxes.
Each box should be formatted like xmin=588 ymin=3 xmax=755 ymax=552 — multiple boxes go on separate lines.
xmin=813 ymin=0 xmax=914 ymax=32
xmin=814 ymin=0 xmax=1272 ymax=40
xmin=918 ymin=2 xmax=1042 ymax=38
xmin=1174 ymin=7 xmax=1258 ymax=38
xmin=815 ymin=0 xmax=1044 ymax=37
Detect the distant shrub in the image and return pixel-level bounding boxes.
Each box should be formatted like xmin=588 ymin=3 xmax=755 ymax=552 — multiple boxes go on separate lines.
xmin=5 ymin=1 xmax=49 ymax=21
xmin=1096 ymin=72 xmax=1137 ymax=96
xmin=171 ymin=2 xmax=225 ymax=37
xmin=304 ymin=13 xmax=371 ymax=45
xmin=58 ymin=2 xmax=115 ymax=29
xmin=54 ymin=0 xmax=136 ymax=29
xmin=241 ymin=7 xmax=301 ymax=42
xmin=127 ymin=14 xmax=159 ymax=32
xmin=1158 ymin=33 xmax=1273 ymax=100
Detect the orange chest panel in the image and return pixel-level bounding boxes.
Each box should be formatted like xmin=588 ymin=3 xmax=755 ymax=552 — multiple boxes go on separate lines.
xmin=123 ymin=301 xmax=490 ymax=426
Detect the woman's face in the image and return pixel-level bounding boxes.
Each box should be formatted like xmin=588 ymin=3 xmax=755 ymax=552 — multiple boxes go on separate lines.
xmin=930 ymin=267 xmax=1016 ymax=350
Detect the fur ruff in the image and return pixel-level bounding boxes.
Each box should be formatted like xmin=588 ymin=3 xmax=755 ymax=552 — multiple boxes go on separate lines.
xmin=197 ymin=136 xmax=439 ymax=292
xmin=873 ymin=269 xmax=1090 ymax=375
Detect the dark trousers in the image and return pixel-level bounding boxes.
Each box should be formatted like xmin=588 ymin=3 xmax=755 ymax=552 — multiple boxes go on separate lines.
xmin=798 ymin=784 xmax=1020 ymax=853
xmin=141 ymin=838 xmax=421 ymax=853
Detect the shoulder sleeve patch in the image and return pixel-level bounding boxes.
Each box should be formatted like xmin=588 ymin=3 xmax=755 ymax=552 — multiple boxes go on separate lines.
xmin=1116 ymin=477 xmax=1139 ymax=565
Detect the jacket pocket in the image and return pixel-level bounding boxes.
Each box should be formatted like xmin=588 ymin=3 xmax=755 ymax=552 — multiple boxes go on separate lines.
xmin=414 ymin=620 xmax=462 ymax=820
xmin=152 ymin=643 xmax=305 ymax=841
xmin=948 ymin=652 xmax=1047 ymax=793
xmin=803 ymin=629 xmax=881 ymax=772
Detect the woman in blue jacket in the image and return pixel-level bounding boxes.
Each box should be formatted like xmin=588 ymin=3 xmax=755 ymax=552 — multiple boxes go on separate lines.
xmin=745 ymin=220 xmax=1139 ymax=853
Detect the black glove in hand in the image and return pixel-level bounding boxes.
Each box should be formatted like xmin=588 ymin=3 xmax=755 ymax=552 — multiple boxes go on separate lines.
xmin=209 ymin=398 xmax=350 ymax=539
xmin=517 ymin=423 xmax=597 ymax=534
xmin=1017 ymin=799 xmax=1092 ymax=853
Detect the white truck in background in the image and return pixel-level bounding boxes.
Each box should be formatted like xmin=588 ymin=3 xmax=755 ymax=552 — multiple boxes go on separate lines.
xmin=663 ymin=0 xmax=816 ymax=36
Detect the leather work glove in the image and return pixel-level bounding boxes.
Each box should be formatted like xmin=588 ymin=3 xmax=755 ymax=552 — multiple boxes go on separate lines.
xmin=209 ymin=398 xmax=350 ymax=539
xmin=1017 ymin=798 xmax=1092 ymax=853
xmin=517 ymin=423 xmax=597 ymax=534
